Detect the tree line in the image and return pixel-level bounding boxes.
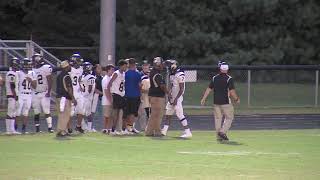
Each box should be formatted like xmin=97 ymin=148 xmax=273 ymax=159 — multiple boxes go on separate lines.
xmin=1 ymin=0 xmax=319 ymax=65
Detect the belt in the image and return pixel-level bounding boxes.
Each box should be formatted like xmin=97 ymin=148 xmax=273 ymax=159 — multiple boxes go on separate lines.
xmin=7 ymin=95 xmax=16 ymax=98
xmin=21 ymin=92 xmax=31 ymax=94
xmin=35 ymin=91 xmax=46 ymax=95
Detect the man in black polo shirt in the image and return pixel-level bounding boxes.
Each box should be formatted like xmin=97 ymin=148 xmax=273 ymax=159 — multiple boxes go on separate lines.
xmin=91 ymin=64 xmax=103 ymax=124
xmin=146 ymin=57 xmax=168 ymax=136
xmin=56 ymin=61 xmax=77 ymax=137
xmin=201 ymin=62 xmax=240 ymax=141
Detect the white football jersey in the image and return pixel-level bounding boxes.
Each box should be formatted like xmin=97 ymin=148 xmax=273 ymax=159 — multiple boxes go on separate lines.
xmin=5 ymin=70 xmax=18 ymax=96
xmin=69 ymin=66 xmax=83 ymax=96
xmin=80 ymin=73 xmax=96 ymax=98
xmin=170 ymin=69 xmax=185 ymax=99
xmin=33 ymin=64 xmax=52 ymax=92
xmin=110 ymin=70 xmax=125 ymax=97
xmin=18 ymin=71 xmax=35 ymax=94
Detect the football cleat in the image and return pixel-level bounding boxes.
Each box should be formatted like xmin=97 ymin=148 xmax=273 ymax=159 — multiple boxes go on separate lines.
xmin=68 ymin=128 xmax=73 ymax=134
xmin=75 ymin=126 xmax=85 ymax=134
xmin=218 ymin=132 xmax=229 ymax=141
xmin=12 ymin=130 xmax=21 ymax=135
xmin=161 ymin=129 xmax=167 ymax=136
xmin=180 ymin=132 xmax=192 ymax=138
xmin=131 ymin=127 xmax=140 ymax=134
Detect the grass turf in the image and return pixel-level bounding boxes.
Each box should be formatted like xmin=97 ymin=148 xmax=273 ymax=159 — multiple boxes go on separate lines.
xmin=0 ymin=130 xmax=319 ymax=180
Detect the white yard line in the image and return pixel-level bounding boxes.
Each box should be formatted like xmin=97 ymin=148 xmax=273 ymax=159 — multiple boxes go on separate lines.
xmin=177 ymin=151 xmax=300 ymax=156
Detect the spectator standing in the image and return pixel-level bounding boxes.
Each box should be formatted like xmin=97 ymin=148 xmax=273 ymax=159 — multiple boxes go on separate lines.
xmin=107 ymin=60 xmax=128 ymax=135
xmin=124 ymin=58 xmax=141 ymax=133
xmin=137 ymin=61 xmax=151 ymax=131
xmin=101 ymin=65 xmax=115 ymax=134
xmin=145 ymin=57 xmax=168 ymax=136
xmin=200 ymin=62 xmax=240 ymax=141
xmin=91 ymin=64 xmax=103 ymax=121
xmin=56 ymin=61 xmax=77 ymax=137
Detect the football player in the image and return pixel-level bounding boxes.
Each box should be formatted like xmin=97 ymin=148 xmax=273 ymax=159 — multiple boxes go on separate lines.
xmin=31 ymin=53 xmax=54 ymax=133
xmin=107 ymin=60 xmax=128 ymax=135
xmin=68 ymin=53 xmax=85 ymax=133
xmin=5 ymin=57 xmax=21 ymax=134
xmin=161 ymin=60 xmax=192 ymax=138
xmin=80 ymin=62 xmax=96 ymax=132
xmin=16 ymin=58 xmax=36 ymax=134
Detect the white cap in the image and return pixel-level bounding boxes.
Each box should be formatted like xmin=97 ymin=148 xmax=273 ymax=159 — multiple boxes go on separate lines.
xmin=220 ymin=64 xmax=229 ymax=71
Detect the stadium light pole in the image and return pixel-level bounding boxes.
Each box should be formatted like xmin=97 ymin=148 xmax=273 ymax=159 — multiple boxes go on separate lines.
xmin=99 ymin=0 xmax=116 ymax=66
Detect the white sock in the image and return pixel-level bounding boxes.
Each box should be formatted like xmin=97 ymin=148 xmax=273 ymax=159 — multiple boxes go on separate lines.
xmin=88 ymin=122 xmax=92 ymax=130
xmin=185 ymin=128 xmax=191 ymax=134
xmin=10 ymin=119 xmax=16 ymax=132
xmin=162 ymin=125 xmax=169 ymax=133
xmin=5 ymin=119 xmax=10 ymax=132
xmin=180 ymin=118 xmax=188 ymax=126
xmin=46 ymin=117 xmax=52 ymax=128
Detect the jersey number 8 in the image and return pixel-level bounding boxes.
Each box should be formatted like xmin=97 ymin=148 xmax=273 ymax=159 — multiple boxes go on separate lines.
xmin=119 ymin=82 xmax=124 ymax=92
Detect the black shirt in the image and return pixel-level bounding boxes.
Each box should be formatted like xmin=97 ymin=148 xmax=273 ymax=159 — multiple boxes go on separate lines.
xmin=95 ymin=75 xmax=103 ymax=98
xmin=208 ymin=73 xmax=235 ymax=105
xmin=56 ymin=70 xmax=73 ymax=100
xmin=148 ymin=68 xmax=166 ymax=97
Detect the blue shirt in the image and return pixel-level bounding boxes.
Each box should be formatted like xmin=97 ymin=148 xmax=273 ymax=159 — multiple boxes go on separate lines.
xmin=125 ymin=69 xmax=142 ymax=98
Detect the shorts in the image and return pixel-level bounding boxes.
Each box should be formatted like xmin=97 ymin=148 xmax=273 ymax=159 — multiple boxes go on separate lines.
xmin=165 ymin=97 xmax=183 ymax=116
xmin=125 ymin=97 xmax=141 ymax=117
xmin=7 ymin=97 xmax=18 ymax=118
xmin=32 ymin=92 xmax=51 ymax=115
xmin=103 ymin=105 xmax=112 ymax=117
xmin=112 ymin=93 xmax=126 ymax=109
xmin=17 ymin=94 xmax=32 ymax=116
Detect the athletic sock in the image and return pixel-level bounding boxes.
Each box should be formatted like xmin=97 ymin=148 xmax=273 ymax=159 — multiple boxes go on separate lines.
xmin=184 ymin=128 xmax=191 ymax=134
xmin=46 ymin=117 xmax=53 ymax=128
xmin=10 ymin=119 xmax=16 ymax=132
xmin=162 ymin=125 xmax=169 ymax=133
xmin=88 ymin=122 xmax=92 ymax=130
xmin=180 ymin=118 xmax=188 ymax=126
xmin=34 ymin=114 xmax=40 ymax=126
xmin=22 ymin=124 xmax=26 ymax=132
xmin=5 ymin=119 xmax=10 ymax=133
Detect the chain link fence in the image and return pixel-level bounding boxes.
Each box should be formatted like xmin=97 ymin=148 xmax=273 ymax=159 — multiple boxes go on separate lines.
xmin=181 ymin=65 xmax=320 ymax=109
xmin=0 ymin=65 xmax=319 ymax=114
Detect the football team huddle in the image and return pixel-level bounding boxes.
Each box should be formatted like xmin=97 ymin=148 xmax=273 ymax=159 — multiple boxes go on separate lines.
xmin=2 ymin=53 xmax=192 ymax=138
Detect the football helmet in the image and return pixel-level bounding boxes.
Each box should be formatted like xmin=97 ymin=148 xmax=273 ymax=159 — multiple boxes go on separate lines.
xmin=32 ymin=53 xmax=44 ymax=68
xmin=21 ymin=58 xmax=33 ymax=71
xmin=69 ymin=53 xmax=82 ymax=67
xmin=10 ymin=57 xmax=20 ymax=71
xmin=82 ymin=62 xmax=93 ymax=74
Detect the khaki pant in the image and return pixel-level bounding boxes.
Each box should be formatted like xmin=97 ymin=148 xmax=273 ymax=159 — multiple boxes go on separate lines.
xmin=213 ymin=104 xmax=234 ymax=133
xmin=57 ymin=98 xmax=72 ymax=134
xmin=145 ymin=97 xmax=165 ymax=136
xmin=137 ymin=103 xmax=148 ymax=131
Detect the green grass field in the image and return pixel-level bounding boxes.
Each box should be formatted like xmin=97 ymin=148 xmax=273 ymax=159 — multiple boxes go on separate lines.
xmin=1 ymin=130 xmax=320 ymax=180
